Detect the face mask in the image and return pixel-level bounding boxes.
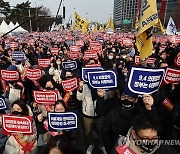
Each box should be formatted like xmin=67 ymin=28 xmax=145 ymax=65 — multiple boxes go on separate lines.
xmin=108 ymin=56 xmax=113 ymax=60
xmin=121 ymin=99 xmax=134 ymax=110
xmin=9 ymin=88 xmax=21 ymax=104
xmin=46 ymin=87 xmax=54 ymax=90
xmin=66 ymin=76 xmax=73 ymax=80
xmin=12 ymin=111 xmax=23 ymax=115
xmin=137 ymin=140 xmax=158 ymax=153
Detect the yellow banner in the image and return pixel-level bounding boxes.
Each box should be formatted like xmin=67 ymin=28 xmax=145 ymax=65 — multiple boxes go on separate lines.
xmin=136 ymin=0 xmax=158 ymax=59
xmin=154 ymin=18 xmax=165 ymax=33
xmin=138 ymin=0 xmax=158 ymax=35
xmin=74 ymin=11 xmax=86 ymax=31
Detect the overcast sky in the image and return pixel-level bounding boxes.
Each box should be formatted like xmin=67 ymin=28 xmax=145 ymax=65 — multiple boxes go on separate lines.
xmin=6 ymin=0 xmax=114 ymax=23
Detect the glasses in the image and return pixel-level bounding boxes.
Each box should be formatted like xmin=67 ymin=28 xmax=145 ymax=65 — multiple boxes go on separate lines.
xmin=136 ymin=132 xmax=160 ymax=142
xmin=121 ymin=94 xmax=136 ymax=102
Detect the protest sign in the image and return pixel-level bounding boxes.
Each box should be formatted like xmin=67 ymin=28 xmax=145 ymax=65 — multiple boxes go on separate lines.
xmin=2 ymin=115 xmax=32 ymax=135
xmin=85 ymin=63 xmax=101 ymax=67
xmin=0 ymin=97 xmax=7 ymax=110
xmin=12 ymin=51 xmax=25 ymax=61
xmin=26 ymin=69 xmax=42 ymax=80
xmin=65 ymin=40 xmax=74 ymax=46
xmin=67 ymin=51 xmax=81 ymax=60
xmin=82 ymin=67 xmax=103 ymax=82
xmin=90 ymin=43 xmax=102 ymax=53
xmin=164 ymin=68 xmax=180 ymax=84
xmin=1 ymin=70 xmax=19 ymax=81
xmin=61 ymin=78 xmax=78 ymax=92
xmin=70 ymin=46 xmax=81 ymax=52
xmin=84 ymin=51 xmax=98 ymax=61
xmin=125 ymin=66 xmax=165 ymax=96
xmin=48 ymin=112 xmax=77 ymax=131
xmin=33 ymin=90 xmax=58 ymax=104
xmin=51 ymin=48 xmax=59 ymax=55
xmin=75 ymin=40 xmax=84 ymax=47
xmin=134 ymin=56 xmax=156 ymax=65
xmin=38 ymin=59 xmax=51 ymax=68
xmin=62 ymin=61 xmax=77 ymax=71
xmin=10 ymin=42 xmax=18 ymax=50
xmin=88 ymin=70 xmax=117 ymax=89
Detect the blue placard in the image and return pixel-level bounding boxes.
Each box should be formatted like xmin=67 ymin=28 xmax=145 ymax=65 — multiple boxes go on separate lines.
xmin=65 ymin=40 xmax=74 ymax=46
xmin=48 ymin=112 xmax=77 ymax=131
xmin=12 ymin=51 xmax=25 ymax=61
xmin=124 ymin=66 xmax=165 ymax=96
xmin=0 ymin=97 xmax=7 ymax=110
xmin=97 ymin=38 xmax=105 ymax=45
xmin=62 ymin=61 xmax=77 ymax=71
xmin=82 ymin=67 xmax=104 ymax=82
xmin=87 ymin=70 xmax=117 ymax=89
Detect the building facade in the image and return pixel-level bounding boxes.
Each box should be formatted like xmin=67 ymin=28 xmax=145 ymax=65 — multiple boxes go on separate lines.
xmin=157 ymin=0 xmax=180 ymax=29
xmin=113 ymin=0 xmax=138 ymax=29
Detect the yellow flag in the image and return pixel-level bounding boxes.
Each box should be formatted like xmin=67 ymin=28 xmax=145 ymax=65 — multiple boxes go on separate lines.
xmin=74 ymin=11 xmax=86 ymax=31
xmin=154 ymin=18 xmax=165 ymax=33
xmin=93 ymin=23 xmax=98 ymax=33
xmin=109 ymin=16 xmax=114 ymax=30
xmin=136 ymin=0 xmax=159 ymax=60
xmin=82 ymin=16 xmax=89 ymax=33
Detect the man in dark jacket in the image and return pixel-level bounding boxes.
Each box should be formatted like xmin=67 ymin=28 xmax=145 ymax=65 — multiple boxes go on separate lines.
xmin=102 ymin=93 xmax=156 ymax=154
xmin=111 ymin=113 xmax=178 ymax=154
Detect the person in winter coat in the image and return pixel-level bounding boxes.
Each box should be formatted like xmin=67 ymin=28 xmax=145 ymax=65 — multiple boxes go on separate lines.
xmin=111 ymin=112 xmax=178 ymax=154
xmin=3 ymin=100 xmax=37 ymax=154
xmin=76 ymin=81 xmax=107 ymax=154
xmin=102 ymin=93 xmax=156 ymax=154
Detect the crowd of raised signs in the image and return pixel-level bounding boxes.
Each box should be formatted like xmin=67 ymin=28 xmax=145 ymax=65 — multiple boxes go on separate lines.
xmin=0 ymin=31 xmax=179 ymax=154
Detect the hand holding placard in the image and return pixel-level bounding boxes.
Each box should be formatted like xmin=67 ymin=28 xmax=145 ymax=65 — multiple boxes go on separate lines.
xmin=143 ymin=94 xmax=154 ymax=110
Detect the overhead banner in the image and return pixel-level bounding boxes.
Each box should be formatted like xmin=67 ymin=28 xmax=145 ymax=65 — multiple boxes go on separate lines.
xmin=0 ymin=97 xmax=7 ymax=110
xmin=38 ymin=59 xmax=51 ymax=68
xmin=1 ymin=70 xmax=19 ymax=81
xmin=88 ymin=70 xmax=117 ymax=89
xmin=2 ymin=115 xmax=32 ymax=135
xmin=12 ymin=51 xmax=25 ymax=61
xmin=33 ymin=90 xmax=58 ymax=104
xmin=164 ymin=68 xmax=180 ymax=84
xmin=125 ymin=66 xmax=165 ymax=96
xmin=82 ymin=67 xmax=103 ymax=82
xmin=62 ymin=61 xmax=77 ymax=71
xmin=48 ymin=112 xmax=78 ymax=131
xmin=61 ymin=78 xmax=78 ymax=92
xmin=26 ymin=69 xmax=42 ymax=80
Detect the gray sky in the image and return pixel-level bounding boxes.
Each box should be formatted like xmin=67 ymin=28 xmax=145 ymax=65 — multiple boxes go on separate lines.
xmin=6 ymin=0 xmax=114 ymax=23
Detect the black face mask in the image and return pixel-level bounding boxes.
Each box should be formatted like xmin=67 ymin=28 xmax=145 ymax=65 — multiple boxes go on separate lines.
xmin=121 ymin=99 xmax=134 ymax=110
xmin=137 ymin=140 xmax=158 ymax=153
xmin=12 ymin=111 xmax=24 ymax=115
xmin=66 ymin=76 xmax=73 ymax=80
xmin=46 ymin=87 xmax=54 ymax=90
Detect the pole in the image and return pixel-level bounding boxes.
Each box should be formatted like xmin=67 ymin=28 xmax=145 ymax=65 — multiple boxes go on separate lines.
xmin=1 ymin=16 xmax=35 ymax=38
xmin=29 ymin=9 xmax=32 ymax=32
xmin=55 ymin=0 xmax=63 ymax=22
xmin=163 ymin=0 xmax=168 ymax=27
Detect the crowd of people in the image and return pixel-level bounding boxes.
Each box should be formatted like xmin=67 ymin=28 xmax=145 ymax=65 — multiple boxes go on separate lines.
xmin=0 ymin=31 xmax=179 ymax=154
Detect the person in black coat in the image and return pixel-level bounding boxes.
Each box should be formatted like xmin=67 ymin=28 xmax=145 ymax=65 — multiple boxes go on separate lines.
xmin=102 ymin=92 xmax=156 ymax=154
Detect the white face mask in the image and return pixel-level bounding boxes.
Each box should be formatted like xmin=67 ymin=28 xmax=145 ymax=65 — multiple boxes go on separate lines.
xmin=9 ymin=88 xmax=21 ymax=104
xmin=108 ymin=56 xmax=113 ymax=60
